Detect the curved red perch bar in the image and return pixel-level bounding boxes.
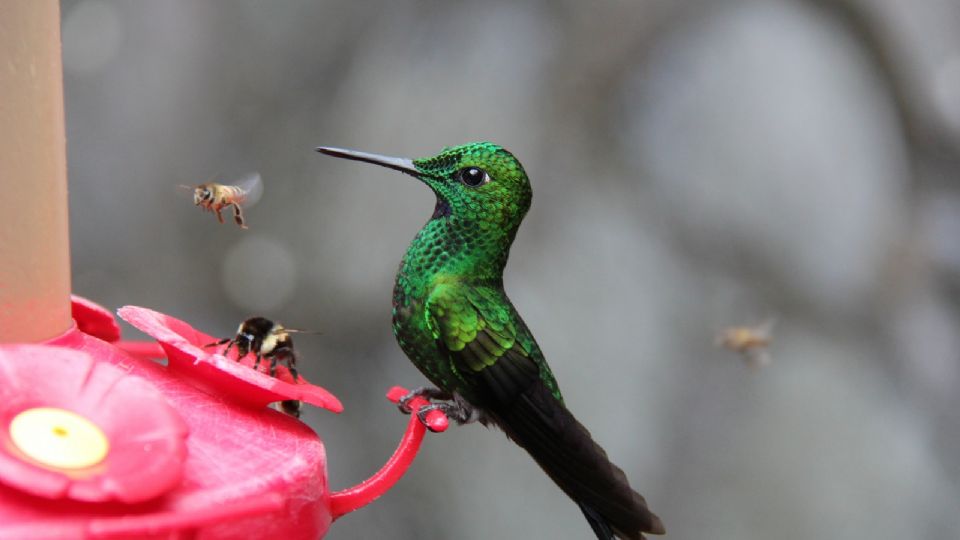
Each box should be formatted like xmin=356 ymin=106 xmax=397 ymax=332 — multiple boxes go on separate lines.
xmin=329 ymin=386 xmax=448 ymax=519
xmin=70 ymin=295 xmax=122 ymax=343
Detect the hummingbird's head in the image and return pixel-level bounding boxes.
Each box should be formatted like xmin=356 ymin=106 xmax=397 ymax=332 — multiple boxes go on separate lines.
xmin=318 ymin=142 xmax=531 ymax=229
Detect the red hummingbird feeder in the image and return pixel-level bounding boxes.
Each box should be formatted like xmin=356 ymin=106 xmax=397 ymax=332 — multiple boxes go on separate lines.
xmin=0 ymin=297 xmax=448 ymax=539
xmin=0 ymin=2 xmax=447 ymax=537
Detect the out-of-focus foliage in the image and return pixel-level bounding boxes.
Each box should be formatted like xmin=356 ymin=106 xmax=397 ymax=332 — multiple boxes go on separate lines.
xmin=63 ymin=1 xmax=960 ymax=539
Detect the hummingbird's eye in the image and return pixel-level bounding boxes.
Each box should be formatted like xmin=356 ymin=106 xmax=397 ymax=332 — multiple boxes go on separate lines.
xmin=457 ymin=167 xmax=490 ymax=187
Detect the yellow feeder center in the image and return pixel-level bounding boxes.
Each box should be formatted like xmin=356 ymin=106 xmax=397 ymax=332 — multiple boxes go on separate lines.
xmin=9 ymin=407 xmax=109 ymax=470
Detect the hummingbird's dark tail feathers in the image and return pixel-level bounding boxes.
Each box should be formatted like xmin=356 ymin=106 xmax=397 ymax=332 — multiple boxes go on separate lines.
xmin=490 ymin=380 xmax=665 ymax=540
xmin=579 ymin=502 xmax=617 ymax=539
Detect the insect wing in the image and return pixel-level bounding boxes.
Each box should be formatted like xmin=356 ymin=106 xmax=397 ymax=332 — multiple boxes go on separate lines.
xmin=752 ymin=317 xmax=777 ymax=340
xmin=283 ymin=327 xmax=321 ymax=335
xmin=233 ymin=172 xmax=263 ymax=208
xmin=743 ymin=347 xmax=772 ymax=369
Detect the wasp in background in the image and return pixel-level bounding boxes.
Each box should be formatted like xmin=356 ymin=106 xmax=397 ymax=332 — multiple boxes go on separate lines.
xmin=180 ymin=172 xmax=263 ymax=229
xmin=207 ymin=317 xmax=316 ymax=418
xmin=716 ymin=317 xmax=776 ymax=369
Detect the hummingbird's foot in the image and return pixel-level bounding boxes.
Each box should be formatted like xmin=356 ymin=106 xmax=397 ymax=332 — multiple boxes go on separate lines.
xmin=397 ymin=386 xmax=452 ymax=414
xmin=415 ymin=398 xmax=479 ymax=431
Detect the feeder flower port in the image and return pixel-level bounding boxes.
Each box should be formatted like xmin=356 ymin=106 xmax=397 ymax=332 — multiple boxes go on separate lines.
xmin=0 ymin=345 xmax=188 ymax=504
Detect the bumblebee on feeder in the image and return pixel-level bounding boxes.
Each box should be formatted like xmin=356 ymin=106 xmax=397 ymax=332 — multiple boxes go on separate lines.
xmin=207 ymin=317 xmax=319 ymax=417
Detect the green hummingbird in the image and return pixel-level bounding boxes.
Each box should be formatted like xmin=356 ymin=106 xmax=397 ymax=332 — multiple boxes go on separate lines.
xmin=317 ymin=142 xmax=665 ymax=539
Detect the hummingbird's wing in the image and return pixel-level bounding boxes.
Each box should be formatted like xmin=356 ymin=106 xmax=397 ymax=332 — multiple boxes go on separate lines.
xmin=426 ymin=283 xmax=552 ymax=403
xmin=426 ymin=284 xmax=664 ymax=539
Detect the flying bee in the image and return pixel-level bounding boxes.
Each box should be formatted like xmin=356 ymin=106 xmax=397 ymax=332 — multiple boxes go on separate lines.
xmin=179 ymin=172 xmax=263 ymax=229
xmin=716 ymin=317 xmax=776 ymax=369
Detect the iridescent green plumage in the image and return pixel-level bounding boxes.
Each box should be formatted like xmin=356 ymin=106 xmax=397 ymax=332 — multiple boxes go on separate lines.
xmin=388 ymin=143 xmax=562 ymax=404
xmin=319 ymin=142 xmax=663 ymax=539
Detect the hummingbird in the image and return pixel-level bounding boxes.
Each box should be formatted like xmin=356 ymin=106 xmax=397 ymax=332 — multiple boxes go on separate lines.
xmin=317 ymin=142 xmax=665 ymax=539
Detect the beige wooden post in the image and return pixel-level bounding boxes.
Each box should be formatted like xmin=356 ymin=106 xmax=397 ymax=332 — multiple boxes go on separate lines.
xmin=0 ymin=0 xmax=72 ymax=342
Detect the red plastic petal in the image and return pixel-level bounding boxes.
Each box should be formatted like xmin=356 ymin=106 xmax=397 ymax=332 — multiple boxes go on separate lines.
xmin=71 ymin=295 xmax=121 ymax=342
xmin=113 ymin=340 xmax=166 ymax=360
xmin=117 ymin=306 xmax=343 ymax=414
xmin=0 ymin=344 xmax=188 ymax=503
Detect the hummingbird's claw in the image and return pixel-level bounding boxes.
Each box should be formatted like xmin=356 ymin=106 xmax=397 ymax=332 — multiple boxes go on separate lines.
xmin=415 ymin=404 xmax=446 ymax=432
xmin=391 ymin=387 xmax=479 ymax=429
xmin=415 ymin=399 xmax=479 ymax=430
xmin=396 ymin=386 xmax=452 ymax=414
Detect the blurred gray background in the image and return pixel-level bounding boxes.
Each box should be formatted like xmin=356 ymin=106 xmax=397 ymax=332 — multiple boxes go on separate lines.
xmin=62 ymin=1 xmax=960 ymax=539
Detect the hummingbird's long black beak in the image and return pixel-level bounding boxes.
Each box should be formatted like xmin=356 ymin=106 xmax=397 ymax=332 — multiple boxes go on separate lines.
xmin=316 ymin=146 xmax=419 ymax=178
